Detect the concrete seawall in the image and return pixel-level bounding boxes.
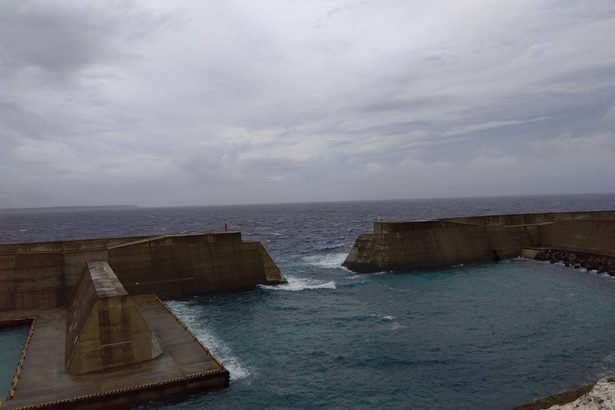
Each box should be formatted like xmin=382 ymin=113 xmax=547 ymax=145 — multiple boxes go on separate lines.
xmin=343 ymin=210 xmax=615 ymax=273
xmin=0 ymin=232 xmax=286 ymax=312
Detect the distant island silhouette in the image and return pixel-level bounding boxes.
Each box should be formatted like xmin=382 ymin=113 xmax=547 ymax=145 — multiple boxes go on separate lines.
xmin=0 ymin=205 xmax=139 ymax=213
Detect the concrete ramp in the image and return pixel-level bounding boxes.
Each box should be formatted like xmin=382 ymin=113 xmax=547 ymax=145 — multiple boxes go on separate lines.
xmin=65 ymin=261 xmax=163 ymax=374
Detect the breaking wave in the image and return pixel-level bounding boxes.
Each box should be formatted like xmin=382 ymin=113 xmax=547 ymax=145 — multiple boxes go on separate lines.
xmin=302 ymin=252 xmax=348 ymax=269
xmin=372 ymin=313 xmax=403 ymax=330
xmin=165 ymin=301 xmax=250 ymax=381
xmin=259 ymin=276 xmax=336 ymax=291
xmin=315 ymin=243 xmax=345 ymax=251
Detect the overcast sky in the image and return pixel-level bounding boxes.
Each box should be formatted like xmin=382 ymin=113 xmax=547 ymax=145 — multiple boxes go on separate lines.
xmin=1 ymin=0 xmax=615 ymax=207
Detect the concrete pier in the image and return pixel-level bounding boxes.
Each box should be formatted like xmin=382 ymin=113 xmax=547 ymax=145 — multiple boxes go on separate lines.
xmin=0 ymin=232 xmax=285 ymax=408
xmin=1 ymin=295 xmax=228 ymax=409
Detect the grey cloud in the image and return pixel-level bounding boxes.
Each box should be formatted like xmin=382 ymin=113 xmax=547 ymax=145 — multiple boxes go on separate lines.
xmin=0 ymin=2 xmax=102 ymax=74
xmin=1 ymin=0 xmax=615 ymax=207
xmin=0 ymin=1 xmax=171 ymax=79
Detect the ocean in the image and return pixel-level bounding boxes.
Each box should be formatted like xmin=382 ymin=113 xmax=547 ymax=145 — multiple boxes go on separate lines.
xmin=2 ymin=193 xmax=615 ymax=409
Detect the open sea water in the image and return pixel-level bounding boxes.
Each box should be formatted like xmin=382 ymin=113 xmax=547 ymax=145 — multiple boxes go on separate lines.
xmin=2 ymin=193 xmax=615 ymax=409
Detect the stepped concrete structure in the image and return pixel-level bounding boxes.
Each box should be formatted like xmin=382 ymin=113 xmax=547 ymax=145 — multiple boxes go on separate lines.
xmin=343 ymin=210 xmax=615 ymax=273
xmin=0 ymin=232 xmax=286 ymax=409
xmin=65 ymin=261 xmax=164 ymax=375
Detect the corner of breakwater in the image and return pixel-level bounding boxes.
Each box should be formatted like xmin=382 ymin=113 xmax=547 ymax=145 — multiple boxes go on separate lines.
xmin=0 ymin=231 xmax=284 ymax=408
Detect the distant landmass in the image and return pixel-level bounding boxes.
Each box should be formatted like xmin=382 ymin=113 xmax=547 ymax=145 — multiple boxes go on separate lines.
xmin=0 ymin=205 xmax=139 ymax=214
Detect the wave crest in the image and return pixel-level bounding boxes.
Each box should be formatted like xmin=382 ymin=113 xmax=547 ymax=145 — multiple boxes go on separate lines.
xmin=165 ymin=301 xmax=250 ymax=381
xmin=302 ymin=252 xmax=348 ymax=269
xmin=259 ymin=276 xmax=336 ymax=291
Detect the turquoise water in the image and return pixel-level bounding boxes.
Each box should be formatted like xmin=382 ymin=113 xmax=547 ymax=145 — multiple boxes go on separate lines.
xmin=135 ymin=259 xmax=615 ymax=410
xmin=0 ymin=325 xmax=28 ymax=399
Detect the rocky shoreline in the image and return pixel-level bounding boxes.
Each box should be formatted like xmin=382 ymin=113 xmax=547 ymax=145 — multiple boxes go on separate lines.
xmin=514 ymin=378 xmax=615 ymax=410
xmin=533 ymin=249 xmax=615 ymax=276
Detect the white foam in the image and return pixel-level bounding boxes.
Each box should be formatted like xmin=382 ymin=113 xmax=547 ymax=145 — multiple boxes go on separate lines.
xmin=302 ymin=253 xmax=348 ymax=269
xmin=315 ymin=244 xmax=345 ymax=251
xmin=383 ymin=315 xmax=404 ymax=331
xmin=259 ymin=276 xmax=336 ymax=291
xmin=391 ymin=323 xmax=404 ymax=330
xmin=372 ymin=270 xmax=392 ymax=275
xmin=165 ymin=301 xmax=250 ymax=381
xmin=368 ymin=313 xmax=394 ymax=320
xmin=367 ymin=313 xmax=403 ymax=330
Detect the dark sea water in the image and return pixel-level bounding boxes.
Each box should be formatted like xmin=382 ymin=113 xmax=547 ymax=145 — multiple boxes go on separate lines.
xmin=2 ymin=193 xmax=615 ymax=409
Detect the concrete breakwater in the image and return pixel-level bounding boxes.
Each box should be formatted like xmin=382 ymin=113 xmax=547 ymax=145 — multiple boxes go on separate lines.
xmin=0 ymin=231 xmax=286 ymax=312
xmin=343 ymin=210 xmax=615 ymax=273
xmin=0 ymin=232 xmax=286 ymax=409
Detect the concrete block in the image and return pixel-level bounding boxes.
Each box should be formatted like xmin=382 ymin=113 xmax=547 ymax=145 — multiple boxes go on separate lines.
xmin=65 ymin=261 xmax=163 ymax=374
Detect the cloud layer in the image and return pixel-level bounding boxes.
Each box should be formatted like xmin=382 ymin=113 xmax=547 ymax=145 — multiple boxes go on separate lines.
xmin=1 ymin=0 xmax=615 ymax=207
